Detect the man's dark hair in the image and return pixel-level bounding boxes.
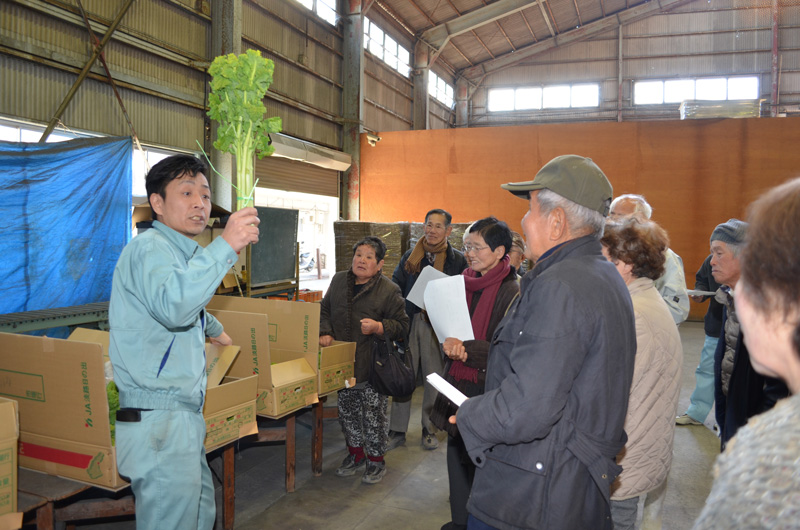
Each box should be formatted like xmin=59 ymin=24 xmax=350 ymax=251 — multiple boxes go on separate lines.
xmin=425 ymin=208 xmax=453 ymax=226
xmin=352 ymin=236 xmax=387 ymax=262
xmin=145 ymin=154 xmax=209 ymax=209
xmin=469 ymin=217 xmax=513 ymax=256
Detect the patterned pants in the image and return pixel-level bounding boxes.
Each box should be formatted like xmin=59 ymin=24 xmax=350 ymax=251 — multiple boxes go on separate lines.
xmin=338 ymin=384 xmax=388 ymax=457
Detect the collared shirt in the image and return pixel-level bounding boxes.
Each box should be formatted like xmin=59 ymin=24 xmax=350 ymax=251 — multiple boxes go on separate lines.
xmin=109 ymin=221 xmax=237 ymax=412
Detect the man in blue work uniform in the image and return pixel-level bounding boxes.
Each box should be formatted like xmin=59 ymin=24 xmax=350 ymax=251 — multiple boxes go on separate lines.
xmin=109 ymin=155 xmax=260 ymax=529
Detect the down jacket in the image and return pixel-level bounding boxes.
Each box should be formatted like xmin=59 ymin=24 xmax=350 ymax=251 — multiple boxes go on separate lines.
xmin=611 ymin=277 xmax=683 ymax=500
xmin=319 ymin=269 xmax=409 ymax=385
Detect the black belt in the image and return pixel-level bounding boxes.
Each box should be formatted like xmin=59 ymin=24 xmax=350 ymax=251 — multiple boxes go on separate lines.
xmin=116 ymin=408 xmax=152 ymax=422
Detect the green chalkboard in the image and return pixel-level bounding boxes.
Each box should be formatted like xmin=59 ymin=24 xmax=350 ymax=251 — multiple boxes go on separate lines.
xmin=250 ymin=207 xmax=299 ymax=286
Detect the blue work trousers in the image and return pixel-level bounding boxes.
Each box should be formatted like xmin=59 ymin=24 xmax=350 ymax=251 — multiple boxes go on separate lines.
xmin=116 ymin=409 xmax=215 ymax=530
xmin=686 ymin=334 xmax=718 ymax=423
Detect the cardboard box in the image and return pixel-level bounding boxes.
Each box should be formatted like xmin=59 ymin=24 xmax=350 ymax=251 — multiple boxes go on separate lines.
xmin=206 ymin=297 xmax=321 ymax=417
xmin=0 ymin=332 xmax=124 ymax=489
xmin=0 ymin=331 xmax=257 ymax=489
xmin=0 ymin=398 xmax=18 ymax=516
xmin=258 ymin=352 xmax=317 ymax=416
xmin=203 ymin=344 xmax=259 ymax=452
xmin=207 ymin=296 xmax=320 ymax=354
xmin=318 ymin=341 xmax=356 ymax=396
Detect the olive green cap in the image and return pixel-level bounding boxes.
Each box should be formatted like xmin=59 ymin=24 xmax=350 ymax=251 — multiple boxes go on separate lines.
xmin=501 ymin=155 xmax=614 ymax=217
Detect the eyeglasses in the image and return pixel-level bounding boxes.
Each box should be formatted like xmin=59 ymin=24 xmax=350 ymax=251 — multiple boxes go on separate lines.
xmin=425 ymin=222 xmax=447 ymax=231
xmin=463 ymin=245 xmax=490 ymax=254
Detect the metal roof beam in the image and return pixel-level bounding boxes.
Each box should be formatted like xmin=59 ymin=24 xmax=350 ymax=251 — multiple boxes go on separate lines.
xmin=460 ymin=0 xmax=697 ymax=82
xmin=420 ymin=0 xmax=541 ymax=57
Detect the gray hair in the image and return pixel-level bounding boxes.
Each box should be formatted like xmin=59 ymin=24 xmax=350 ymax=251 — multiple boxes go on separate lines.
xmin=728 ymin=243 xmax=743 ymax=258
xmin=537 ymin=189 xmax=605 ymax=238
xmin=610 ymin=194 xmax=653 ymax=219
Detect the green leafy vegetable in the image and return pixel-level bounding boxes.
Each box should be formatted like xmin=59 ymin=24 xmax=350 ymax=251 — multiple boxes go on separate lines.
xmin=107 ymin=380 xmax=120 ymax=446
xmin=208 ymin=49 xmax=282 ymax=210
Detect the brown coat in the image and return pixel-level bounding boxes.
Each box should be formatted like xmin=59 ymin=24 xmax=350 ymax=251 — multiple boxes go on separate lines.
xmin=319 ymin=269 xmax=409 ymax=385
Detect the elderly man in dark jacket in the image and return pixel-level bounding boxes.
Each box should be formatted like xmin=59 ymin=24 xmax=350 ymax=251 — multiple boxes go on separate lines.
xmin=453 ymin=155 xmax=637 ymax=530
xmin=709 ymin=219 xmax=788 ymax=450
xmin=388 ymin=209 xmax=467 ymax=451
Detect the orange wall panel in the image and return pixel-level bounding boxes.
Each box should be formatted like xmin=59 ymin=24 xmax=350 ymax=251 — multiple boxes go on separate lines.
xmin=360 ymin=118 xmax=800 ymax=320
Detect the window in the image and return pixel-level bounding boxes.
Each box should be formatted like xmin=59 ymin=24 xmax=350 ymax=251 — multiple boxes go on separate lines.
xmin=515 ymin=88 xmax=542 ymax=110
xmin=364 ymin=18 xmax=410 ymax=77
xmin=634 ymin=81 xmax=663 ymax=105
xmin=664 ymin=79 xmax=694 ymax=103
xmin=634 ymin=76 xmax=760 ymax=105
xmin=488 ymin=83 xmax=599 ymax=112
xmin=488 ymin=89 xmax=515 ymax=112
xmin=571 ymin=84 xmax=599 ymax=108
xmin=696 ymin=78 xmax=727 ymax=101
xmin=294 ymin=0 xmax=336 ymax=26
xmin=429 ymin=72 xmax=454 ymax=107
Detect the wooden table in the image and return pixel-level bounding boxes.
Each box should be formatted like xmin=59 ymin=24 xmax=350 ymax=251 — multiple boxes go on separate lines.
xmin=18 ymin=444 xmax=237 ymax=530
xmin=256 ymin=396 xmax=339 ymax=492
xmin=311 ymin=394 xmax=339 ymax=476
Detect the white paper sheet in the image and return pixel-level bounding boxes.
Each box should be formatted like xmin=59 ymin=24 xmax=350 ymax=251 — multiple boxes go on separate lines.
xmin=426 ymin=372 xmax=468 ymax=407
xmin=406 ymin=265 xmax=448 ymax=310
xmin=687 ymin=289 xmax=716 ymax=297
xmin=424 ymin=275 xmax=474 ymax=344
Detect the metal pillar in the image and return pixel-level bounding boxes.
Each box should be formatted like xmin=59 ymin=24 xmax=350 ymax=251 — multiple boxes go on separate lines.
xmin=455 ymin=77 xmax=470 ymax=127
xmin=210 ymin=0 xmax=242 ymax=213
xmin=618 ymin=27 xmax=623 ymax=123
xmin=413 ymin=40 xmax=430 ymax=130
xmin=771 ymin=0 xmax=779 ymax=117
xmin=341 ymin=0 xmax=364 ymax=221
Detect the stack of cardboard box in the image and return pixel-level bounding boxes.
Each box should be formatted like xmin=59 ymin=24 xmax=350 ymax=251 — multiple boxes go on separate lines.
xmin=0 ymin=331 xmax=257 ymax=489
xmin=206 ymin=296 xmax=355 ymax=417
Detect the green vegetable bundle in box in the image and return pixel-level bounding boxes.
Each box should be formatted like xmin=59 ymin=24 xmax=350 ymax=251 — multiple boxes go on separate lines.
xmin=208 ymin=49 xmax=282 ymax=210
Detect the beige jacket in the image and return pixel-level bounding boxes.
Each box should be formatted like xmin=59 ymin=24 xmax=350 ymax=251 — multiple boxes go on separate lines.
xmin=611 ymin=277 xmax=684 ymax=500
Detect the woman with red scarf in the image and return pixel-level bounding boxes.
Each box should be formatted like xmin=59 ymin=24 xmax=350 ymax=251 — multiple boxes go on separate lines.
xmin=430 ymin=217 xmax=520 ymax=530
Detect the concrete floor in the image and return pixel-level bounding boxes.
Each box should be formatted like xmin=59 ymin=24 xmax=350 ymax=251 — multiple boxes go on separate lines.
xmin=77 ymin=321 xmax=720 ymax=529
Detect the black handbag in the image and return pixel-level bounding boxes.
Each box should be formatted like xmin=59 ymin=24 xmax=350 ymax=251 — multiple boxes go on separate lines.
xmin=368 ymin=336 xmax=416 ymax=397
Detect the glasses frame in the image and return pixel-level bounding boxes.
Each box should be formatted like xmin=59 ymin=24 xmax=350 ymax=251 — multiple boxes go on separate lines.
xmin=463 ymin=244 xmax=490 ymax=254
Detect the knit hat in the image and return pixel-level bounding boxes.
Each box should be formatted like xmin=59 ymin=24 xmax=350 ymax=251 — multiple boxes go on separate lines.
xmin=501 ymin=155 xmax=613 ymax=216
xmin=710 ymin=218 xmax=748 ymax=246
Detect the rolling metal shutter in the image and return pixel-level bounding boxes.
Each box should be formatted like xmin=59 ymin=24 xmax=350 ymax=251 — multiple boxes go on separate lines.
xmin=255 ymin=155 xmax=339 ymax=197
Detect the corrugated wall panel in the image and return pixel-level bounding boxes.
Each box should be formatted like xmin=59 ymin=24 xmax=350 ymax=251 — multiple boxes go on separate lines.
xmin=2 ymin=2 xmax=207 ymax=102
xmin=0 ymin=53 xmax=205 ymax=149
xmin=243 ymin=1 xmax=342 ymax=150
xmin=264 ymin=97 xmax=340 ymax=149
xmin=244 ymin=1 xmax=341 ymax=82
xmin=429 ymin=100 xmax=453 ymax=129
xmin=1 ymin=0 xmax=207 ymax=150
xmin=364 ymin=104 xmax=412 ymax=133
xmin=80 ymin=0 xmax=208 ymax=59
xmin=253 ymin=44 xmax=341 ymax=115
xmin=363 ymin=55 xmax=413 ymax=132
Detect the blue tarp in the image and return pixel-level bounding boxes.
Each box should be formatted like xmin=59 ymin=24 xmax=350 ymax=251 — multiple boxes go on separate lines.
xmin=0 ymin=136 xmax=132 ymax=322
